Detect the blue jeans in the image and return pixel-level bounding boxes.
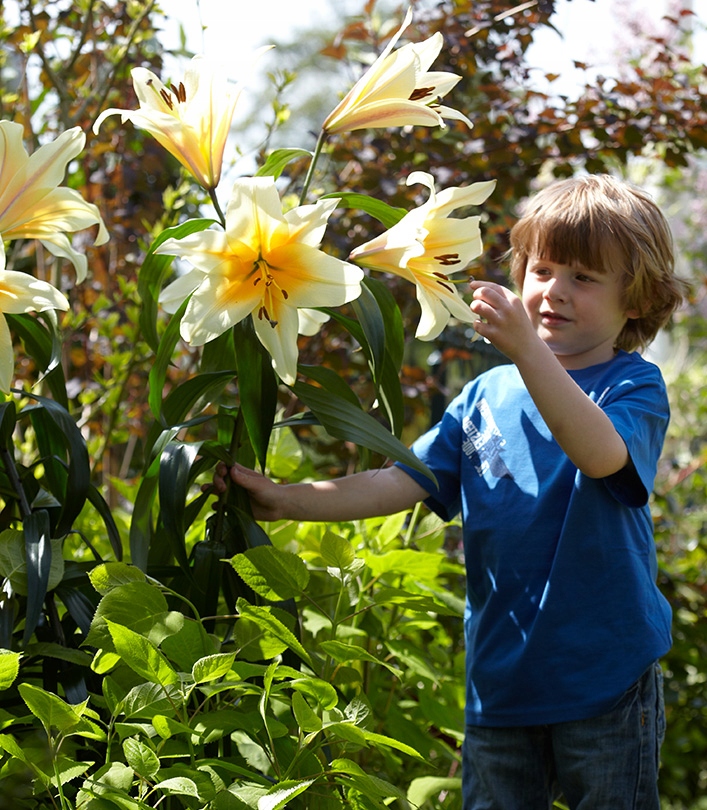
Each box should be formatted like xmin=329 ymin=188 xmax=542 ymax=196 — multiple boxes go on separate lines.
xmin=461 ymin=663 xmax=665 ymax=810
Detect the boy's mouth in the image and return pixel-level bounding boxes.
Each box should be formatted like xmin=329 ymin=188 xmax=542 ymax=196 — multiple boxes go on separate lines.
xmin=539 ymin=310 xmax=571 ymax=326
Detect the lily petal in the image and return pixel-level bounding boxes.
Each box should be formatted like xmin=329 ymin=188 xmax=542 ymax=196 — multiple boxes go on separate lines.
xmin=0 ymin=122 xmax=107 ymax=281
xmin=155 ymin=176 xmax=363 ymax=379
xmin=322 ymin=9 xmax=470 ymax=134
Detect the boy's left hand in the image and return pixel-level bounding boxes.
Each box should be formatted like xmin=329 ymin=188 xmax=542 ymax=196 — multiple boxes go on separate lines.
xmin=469 ymin=280 xmax=537 ymax=362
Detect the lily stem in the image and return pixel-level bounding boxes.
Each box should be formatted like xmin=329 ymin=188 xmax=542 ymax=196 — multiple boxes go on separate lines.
xmin=299 ymin=129 xmax=328 ymax=205
xmin=209 ymin=187 xmax=227 ymax=228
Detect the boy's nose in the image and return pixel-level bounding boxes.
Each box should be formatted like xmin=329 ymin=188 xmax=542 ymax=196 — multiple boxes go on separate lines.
xmin=544 ymin=277 xmax=568 ymax=302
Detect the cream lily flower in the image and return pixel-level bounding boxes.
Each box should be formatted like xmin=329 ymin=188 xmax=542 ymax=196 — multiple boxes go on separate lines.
xmin=94 ymin=53 xmax=269 ymax=191
xmin=0 ymin=245 xmax=70 ymax=393
xmin=349 ymin=171 xmax=496 ymax=341
xmin=0 ymin=122 xmax=108 ymax=284
xmin=322 ymin=7 xmax=471 ymax=134
xmin=156 ymin=176 xmax=363 ymax=384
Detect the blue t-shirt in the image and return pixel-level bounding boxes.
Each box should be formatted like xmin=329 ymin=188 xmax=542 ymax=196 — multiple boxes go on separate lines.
xmin=397 ymin=350 xmax=672 ymax=727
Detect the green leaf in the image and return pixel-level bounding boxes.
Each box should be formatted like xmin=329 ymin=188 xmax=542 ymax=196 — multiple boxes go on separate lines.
xmin=255 ymin=148 xmax=313 ymax=179
xmin=0 ymin=649 xmax=21 ymax=690
xmin=408 ymin=776 xmax=462 ymax=806
xmin=155 ymin=776 xmax=200 ymax=798
xmin=138 ymin=218 xmax=216 ymax=353
xmin=236 ymin=599 xmax=312 ymax=668
xmin=321 ymin=192 xmax=407 ymax=228
xmin=148 ymin=295 xmax=190 ymax=418
xmin=230 ymin=547 xmax=309 ymax=601
xmin=104 ymin=619 xmax=179 ymax=686
xmin=121 ymin=683 xmax=180 ymax=721
xmin=0 ymin=400 xmax=16 ymax=449
xmin=361 ymin=729 xmax=425 ymax=760
xmin=0 ymin=528 xmax=64 ymax=596
xmin=290 ymin=381 xmax=436 ymax=483
xmin=159 ymin=441 xmax=199 ymax=574
xmin=319 ymin=532 xmax=356 ymax=572
xmin=161 ymin=617 xmax=218 ymax=673
xmin=161 ymin=370 xmax=235 ymax=427
xmin=26 ymin=392 xmax=91 ymax=536
xmin=192 ymin=653 xmax=236 ymax=684
xmin=88 ymin=562 xmax=146 ymax=596
xmin=232 ymin=319 xmax=278 ymax=471
xmin=257 ymin=778 xmax=318 ymax=810
xmin=5 ymin=312 xmax=68 ymax=407
xmin=123 ymin=737 xmax=160 ymax=780
xmin=23 ymin=509 xmax=52 ymax=643
xmin=291 ymin=692 xmax=322 ymax=733
xmin=18 ymin=682 xmax=84 ymax=735
xmin=319 ymin=640 xmax=402 ymax=678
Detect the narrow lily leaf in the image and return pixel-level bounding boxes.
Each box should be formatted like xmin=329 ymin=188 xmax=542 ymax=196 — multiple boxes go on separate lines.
xmin=162 ymin=371 xmax=236 ymax=427
xmin=0 ymin=400 xmax=16 ymax=449
xmin=297 ymin=365 xmax=360 ymax=408
xmin=26 ymin=392 xmax=90 ymax=537
xmin=322 ymin=192 xmax=407 ymax=228
xmin=5 ymin=312 xmax=68 ymax=408
xmin=290 ymin=381 xmax=435 ymax=483
xmin=255 ymin=148 xmax=313 ymax=180
xmin=23 ymin=509 xmax=52 ymax=644
xmin=233 ymin=319 xmax=278 ymax=472
xmin=230 ymin=547 xmax=309 ymax=601
xmin=351 ymin=282 xmax=386 ymax=377
xmin=138 ymin=218 xmax=216 ymax=353
xmin=148 ymin=295 xmax=190 ymax=419
xmin=86 ymin=483 xmax=123 ymax=561
xmin=159 ymin=441 xmax=199 ymax=574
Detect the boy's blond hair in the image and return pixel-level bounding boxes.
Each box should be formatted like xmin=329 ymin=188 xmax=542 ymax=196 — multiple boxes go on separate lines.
xmin=509 ymin=174 xmax=688 ymax=352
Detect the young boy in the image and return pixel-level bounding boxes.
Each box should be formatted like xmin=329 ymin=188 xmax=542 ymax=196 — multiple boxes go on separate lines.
xmin=215 ymin=174 xmax=687 ymax=809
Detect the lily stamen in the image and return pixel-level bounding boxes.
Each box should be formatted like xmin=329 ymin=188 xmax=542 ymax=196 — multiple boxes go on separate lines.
xmin=434 ymin=254 xmax=461 ymax=266
xmin=409 ymin=86 xmax=435 ymax=101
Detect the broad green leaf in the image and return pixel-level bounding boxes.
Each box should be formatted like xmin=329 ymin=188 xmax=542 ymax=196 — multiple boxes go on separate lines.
xmin=0 ymin=528 xmax=64 ymax=596
xmin=265 ymin=425 xmax=302 ymax=479
xmin=255 ymin=148 xmax=313 ymax=179
xmin=363 ymin=549 xmax=443 ymax=581
xmin=324 ymin=721 xmax=367 ymax=746
xmin=319 ymin=640 xmax=402 ymax=678
xmin=155 ymin=776 xmax=200 ymax=798
xmin=322 ymin=192 xmax=407 ymax=228
xmin=192 ymin=653 xmax=237 ymax=684
xmin=290 ymin=381 xmax=436 ymax=483
xmin=257 ymin=778 xmax=318 ymax=810
xmin=0 ymin=649 xmax=21 ymax=690
xmin=329 ymin=757 xmax=406 ymax=800
xmin=50 ymin=757 xmax=92 ymax=788
xmin=123 ymin=737 xmax=160 ymax=780
xmin=320 ymin=532 xmax=356 ymax=572
xmin=408 ymin=776 xmax=462 ymax=806
xmin=291 ymin=691 xmax=322 ymax=733
xmin=161 ymin=617 xmax=218 ymax=673
xmin=230 ymin=547 xmax=309 ymax=601
xmin=88 ymin=562 xmax=146 ymax=596
xmin=0 ymin=732 xmax=52 ymax=786
xmin=86 ymin=581 xmax=182 ymax=650
xmin=361 ymin=729 xmax=425 ymax=760
xmin=236 ymin=600 xmax=312 ymax=668
xmin=287 ymin=678 xmax=338 ymax=711
xmin=104 ymin=620 xmax=179 ymax=686
xmin=151 ymin=713 xmax=193 ymax=739
xmin=18 ymin=682 xmax=84 ymax=735
xmin=372 ymin=587 xmax=459 ymax=616
xmin=122 ymin=683 xmax=180 ymax=721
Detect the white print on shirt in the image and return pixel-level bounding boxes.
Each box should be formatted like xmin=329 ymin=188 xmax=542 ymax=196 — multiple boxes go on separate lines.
xmin=461 ymin=398 xmax=513 ymax=479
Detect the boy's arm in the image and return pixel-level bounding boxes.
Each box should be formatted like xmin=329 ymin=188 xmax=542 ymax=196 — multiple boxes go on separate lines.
xmin=219 ymin=462 xmax=429 ymax=523
xmin=470 ymin=282 xmax=629 ymax=479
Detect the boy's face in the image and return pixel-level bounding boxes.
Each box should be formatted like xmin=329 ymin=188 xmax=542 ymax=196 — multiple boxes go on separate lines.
xmin=521 ymin=255 xmax=637 ymax=370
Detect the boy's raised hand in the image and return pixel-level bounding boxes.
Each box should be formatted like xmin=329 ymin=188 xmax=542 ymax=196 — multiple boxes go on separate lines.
xmin=469 ymin=280 xmax=537 ymax=362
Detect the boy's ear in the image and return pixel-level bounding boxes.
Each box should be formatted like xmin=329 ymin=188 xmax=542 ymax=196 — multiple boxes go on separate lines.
xmin=624 ymin=307 xmax=641 ymax=320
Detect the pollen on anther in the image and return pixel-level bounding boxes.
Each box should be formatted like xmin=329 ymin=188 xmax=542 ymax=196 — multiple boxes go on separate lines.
xmin=434 ymin=254 xmax=461 ymax=266
xmin=409 ymin=86 xmax=435 ymax=101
